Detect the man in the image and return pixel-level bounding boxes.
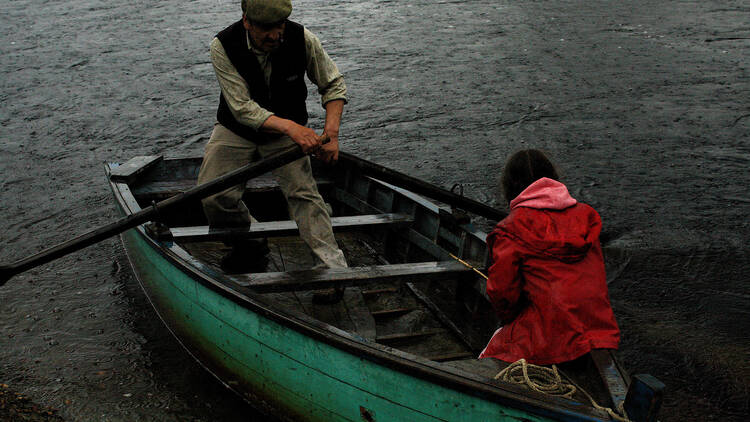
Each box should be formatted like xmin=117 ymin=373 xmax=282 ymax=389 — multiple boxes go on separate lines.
xmin=197 ymin=0 xmax=348 ymax=302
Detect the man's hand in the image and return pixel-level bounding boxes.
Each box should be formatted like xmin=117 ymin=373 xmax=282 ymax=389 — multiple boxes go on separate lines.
xmin=316 ymin=132 xmax=339 ymax=164
xmin=286 ymin=123 xmax=323 ymax=154
xmin=260 ymin=116 xmax=322 ymax=154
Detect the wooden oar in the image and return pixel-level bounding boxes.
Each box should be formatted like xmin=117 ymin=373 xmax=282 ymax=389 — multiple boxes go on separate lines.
xmin=0 ymin=143 xmax=310 ymax=286
xmin=338 ymin=152 xmax=507 ymax=222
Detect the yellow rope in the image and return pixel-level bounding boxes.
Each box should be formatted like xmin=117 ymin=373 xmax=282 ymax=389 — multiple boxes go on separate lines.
xmin=448 ymin=253 xmax=488 ymax=280
xmin=495 ymin=359 xmax=631 ymax=422
xmin=495 ymin=359 xmax=577 ymax=398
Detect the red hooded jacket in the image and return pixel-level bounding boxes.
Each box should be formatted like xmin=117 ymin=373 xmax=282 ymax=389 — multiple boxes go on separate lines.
xmin=479 ymin=178 xmax=620 ymax=365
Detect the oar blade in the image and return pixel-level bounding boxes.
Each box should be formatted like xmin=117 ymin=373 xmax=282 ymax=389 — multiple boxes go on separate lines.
xmin=0 ymin=143 xmax=308 ymax=286
xmin=0 ymin=265 xmax=15 ymax=286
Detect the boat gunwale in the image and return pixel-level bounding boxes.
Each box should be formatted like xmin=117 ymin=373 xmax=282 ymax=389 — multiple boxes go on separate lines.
xmin=105 ymin=158 xmax=614 ymax=422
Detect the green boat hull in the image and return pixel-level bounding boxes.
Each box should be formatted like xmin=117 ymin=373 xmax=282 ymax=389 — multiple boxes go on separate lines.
xmin=120 ymin=226 xmax=564 ymax=421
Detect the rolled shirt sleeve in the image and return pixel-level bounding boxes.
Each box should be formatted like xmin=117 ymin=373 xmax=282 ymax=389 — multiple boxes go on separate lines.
xmin=210 ymin=37 xmax=273 ymax=130
xmin=303 ymin=28 xmax=347 ymax=107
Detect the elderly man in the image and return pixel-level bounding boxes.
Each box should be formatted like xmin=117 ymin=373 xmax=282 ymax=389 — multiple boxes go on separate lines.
xmin=197 ymin=0 xmax=347 ymax=302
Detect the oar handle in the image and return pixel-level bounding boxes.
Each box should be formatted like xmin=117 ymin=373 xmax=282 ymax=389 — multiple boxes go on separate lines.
xmin=0 ymin=142 xmax=310 ymax=285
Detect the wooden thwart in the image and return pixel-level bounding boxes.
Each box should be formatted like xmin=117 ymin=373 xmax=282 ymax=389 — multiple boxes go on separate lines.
xmin=231 ymin=261 xmax=471 ymax=293
xmin=132 ymin=174 xmax=335 ymax=199
xmin=109 ymin=155 xmax=163 ymax=184
xmin=168 ymin=213 xmax=414 ymax=241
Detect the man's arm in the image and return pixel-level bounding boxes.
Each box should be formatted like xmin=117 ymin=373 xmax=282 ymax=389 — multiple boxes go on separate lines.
xmin=304 ymin=28 xmax=347 ymax=163
xmin=318 ymin=99 xmax=345 ymax=163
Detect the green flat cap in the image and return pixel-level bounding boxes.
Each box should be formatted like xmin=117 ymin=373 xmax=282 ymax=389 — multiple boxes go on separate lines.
xmin=242 ymin=0 xmax=292 ymax=24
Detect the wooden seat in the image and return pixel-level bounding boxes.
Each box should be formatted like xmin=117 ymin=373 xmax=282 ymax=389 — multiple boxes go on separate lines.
xmin=167 ymin=213 xmax=414 ymax=242
xmin=230 ymin=261 xmax=471 ymax=293
xmin=131 ymin=173 xmax=335 ymax=201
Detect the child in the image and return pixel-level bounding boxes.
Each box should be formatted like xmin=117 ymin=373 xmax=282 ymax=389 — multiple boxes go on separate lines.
xmin=479 ymin=149 xmax=620 ymax=365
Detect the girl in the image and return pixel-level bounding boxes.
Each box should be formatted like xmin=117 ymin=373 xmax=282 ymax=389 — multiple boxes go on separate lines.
xmin=479 ymin=149 xmax=620 ymax=365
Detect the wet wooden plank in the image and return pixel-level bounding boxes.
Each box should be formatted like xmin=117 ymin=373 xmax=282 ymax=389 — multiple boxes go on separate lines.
xmin=361 ymin=287 xmax=399 ymax=296
xmin=300 ymin=289 xmax=358 ymax=334
xmin=427 ymin=352 xmax=475 ymax=362
xmin=343 ymin=287 xmax=377 ymax=340
xmin=168 ymin=213 xmax=414 ymax=242
xmin=375 ymin=329 xmax=445 ymax=344
xmin=370 ymin=307 xmax=415 ymax=318
xmin=231 ymin=261 xmax=471 ymax=293
xmin=406 ymin=282 xmax=484 ymax=353
xmin=441 ymin=357 xmax=509 ymax=379
xmin=590 ymin=349 xmax=629 ymax=410
xmin=131 ymin=174 xmax=334 ymax=198
xmin=110 ymin=155 xmax=163 ymax=183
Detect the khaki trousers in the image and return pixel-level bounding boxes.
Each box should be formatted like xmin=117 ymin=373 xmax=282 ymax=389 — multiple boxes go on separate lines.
xmin=196 ymin=124 xmax=347 ymax=268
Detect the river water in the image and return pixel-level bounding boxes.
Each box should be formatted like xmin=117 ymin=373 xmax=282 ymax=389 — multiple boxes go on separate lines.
xmin=1 ymin=0 xmax=748 ymax=421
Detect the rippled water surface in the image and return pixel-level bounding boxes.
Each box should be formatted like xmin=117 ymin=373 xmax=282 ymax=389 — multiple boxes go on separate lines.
xmin=1 ymin=0 xmax=748 ymax=421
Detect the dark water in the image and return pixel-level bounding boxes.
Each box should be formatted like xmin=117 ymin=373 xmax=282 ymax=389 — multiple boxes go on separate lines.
xmin=1 ymin=0 xmax=748 ymax=421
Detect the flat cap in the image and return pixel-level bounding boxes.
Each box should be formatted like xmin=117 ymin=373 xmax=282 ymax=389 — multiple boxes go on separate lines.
xmin=242 ymin=0 xmax=292 ymax=24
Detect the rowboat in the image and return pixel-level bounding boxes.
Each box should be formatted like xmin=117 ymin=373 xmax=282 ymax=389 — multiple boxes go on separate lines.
xmin=104 ymin=152 xmax=663 ymax=422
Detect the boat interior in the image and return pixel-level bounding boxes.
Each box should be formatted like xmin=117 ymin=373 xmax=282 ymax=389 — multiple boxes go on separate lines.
xmin=110 ymin=155 xmax=636 ymax=416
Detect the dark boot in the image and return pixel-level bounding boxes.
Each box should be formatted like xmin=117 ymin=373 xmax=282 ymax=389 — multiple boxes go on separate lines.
xmin=220 ymin=238 xmax=270 ymax=274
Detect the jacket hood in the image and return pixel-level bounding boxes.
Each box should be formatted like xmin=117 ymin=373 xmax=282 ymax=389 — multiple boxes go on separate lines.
xmin=494 ymin=178 xmax=600 ymax=263
xmin=510 ymin=177 xmax=577 ymax=210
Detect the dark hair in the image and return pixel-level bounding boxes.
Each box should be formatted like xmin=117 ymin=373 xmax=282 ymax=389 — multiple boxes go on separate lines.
xmin=501 ymin=149 xmax=559 ymax=204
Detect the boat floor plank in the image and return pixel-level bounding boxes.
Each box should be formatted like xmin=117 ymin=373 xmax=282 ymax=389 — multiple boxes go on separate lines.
xmin=271 ymin=234 xmax=381 ymax=340
xmin=268 ymin=237 xmax=360 ymax=334
xmin=342 ymin=287 xmax=377 ymax=340
xmin=179 ymin=230 xmax=477 ymax=365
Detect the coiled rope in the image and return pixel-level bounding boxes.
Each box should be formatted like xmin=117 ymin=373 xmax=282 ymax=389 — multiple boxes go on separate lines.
xmin=495 ymin=359 xmax=631 ymax=422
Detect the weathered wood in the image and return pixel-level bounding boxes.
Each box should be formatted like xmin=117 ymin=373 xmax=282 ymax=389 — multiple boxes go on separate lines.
xmin=370 ymin=307 xmax=415 ymax=318
xmin=406 ymin=282 xmax=483 ymax=353
xmin=361 ymin=287 xmax=399 ymax=296
xmin=109 ymin=155 xmax=163 ymax=183
xmin=376 ymin=329 xmax=445 ymax=344
xmin=590 ymin=349 xmax=629 ymax=411
xmin=334 ymin=189 xmax=451 ymax=261
xmin=132 ymin=174 xmax=335 ymax=200
xmin=334 ymin=187 xmax=383 ymax=214
xmin=167 ymin=213 xmax=414 ymax=242
xmin=427 ymin=352 xmax=476 ymax=362
xmin=231 ymin=261 xmax=471 ymax=293
xmin=338 ymin=152 xmax=507 ymax=221
xmin=343 ymin=287 xmax=377 ymax=340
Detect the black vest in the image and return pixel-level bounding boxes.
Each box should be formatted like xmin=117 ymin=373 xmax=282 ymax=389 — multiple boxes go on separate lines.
xmin=215 ymin=20 xmax=308 ymax=142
